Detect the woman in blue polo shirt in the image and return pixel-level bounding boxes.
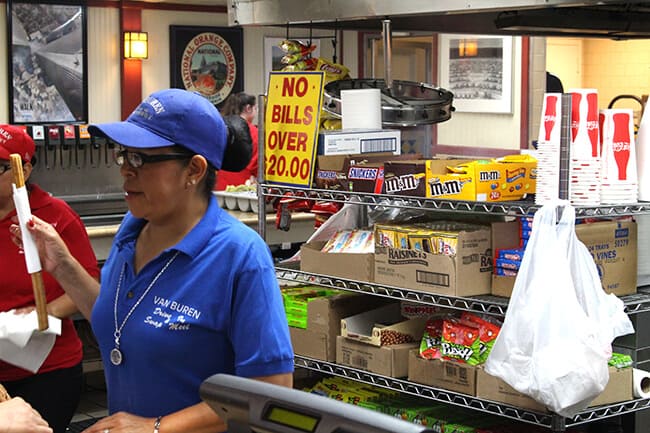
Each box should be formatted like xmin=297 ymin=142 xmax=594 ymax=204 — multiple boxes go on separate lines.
xmin=11 ymin=89 xmax=294 ymax=433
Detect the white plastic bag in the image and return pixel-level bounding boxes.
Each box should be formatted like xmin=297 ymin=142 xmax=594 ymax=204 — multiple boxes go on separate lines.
xmin=484 ymin=201 xmax=634 ymax=418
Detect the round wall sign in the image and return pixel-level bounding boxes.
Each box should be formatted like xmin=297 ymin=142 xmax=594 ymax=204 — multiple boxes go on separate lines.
xmin=180 ymin=32 xmax=236 ymax=105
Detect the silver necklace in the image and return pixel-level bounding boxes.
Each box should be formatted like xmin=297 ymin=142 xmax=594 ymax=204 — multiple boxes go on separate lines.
xmin=111 ymin=251 xmax=180 ymax=366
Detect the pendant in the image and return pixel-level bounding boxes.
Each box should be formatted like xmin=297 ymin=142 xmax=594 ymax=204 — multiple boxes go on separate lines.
xmin=110 ymin=348 xmax=123 ymax=365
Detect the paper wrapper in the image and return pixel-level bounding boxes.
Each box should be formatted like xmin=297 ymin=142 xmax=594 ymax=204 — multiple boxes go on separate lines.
xmin=0 ymin=311 xmax=61 ymax=373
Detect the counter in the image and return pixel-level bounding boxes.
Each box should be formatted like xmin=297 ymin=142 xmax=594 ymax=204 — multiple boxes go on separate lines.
xmin=85 ymin=210 xmax=316 ymax=262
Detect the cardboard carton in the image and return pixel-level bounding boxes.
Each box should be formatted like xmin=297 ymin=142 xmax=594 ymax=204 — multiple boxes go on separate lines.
xmin=301 ymin=240 xmax=374 ymax=282
xmin=340 ymin=303 xmax=427 ymax=346
xmin=374 ymin=226 xmax=492 ymax=296
xmin=382 ymin=160 xmax=427 ymax=196
xmin=490 ymin=221 xmax=524 ymax=297
xmin=475 ymin=366 xmax=632 ymax=411
xmin=336 ymin=336 xmax=417 ymax=377
xmin=317 ymin=129 xmax=401 ymax=155
xmin=424 ymin=157 xmax=537 ymax=202
xmin=290 ymin=293 xmax=388 ymax=361
xmin=407 ymin=350 xmax=477 ymax=396
xmin=490 ymin=220 xmax=637 ymax=297
xmin=576 ymin=220 xmax=637 ymax=296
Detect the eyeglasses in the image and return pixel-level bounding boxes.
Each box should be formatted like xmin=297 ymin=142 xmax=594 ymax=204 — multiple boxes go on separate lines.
xmin=113 ymin=149 xmax=192 ymax=168
xmin=0 ymin=165 xmax=11 ymax=175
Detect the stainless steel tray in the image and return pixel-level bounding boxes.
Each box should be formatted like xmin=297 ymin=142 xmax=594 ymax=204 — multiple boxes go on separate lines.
xmin=322 ymin=78 xmax=454 ymax=127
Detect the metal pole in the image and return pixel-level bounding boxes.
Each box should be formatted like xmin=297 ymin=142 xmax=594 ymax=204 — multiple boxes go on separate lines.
xmin=382 ymin=19 xmax=393 ymax=94
xmin=257 ymin=94 xmax=266 ymax=241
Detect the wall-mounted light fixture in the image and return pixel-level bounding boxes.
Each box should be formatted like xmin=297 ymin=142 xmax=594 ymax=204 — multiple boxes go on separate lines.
xmin=124 ymin=32 xmax=148 ymax=59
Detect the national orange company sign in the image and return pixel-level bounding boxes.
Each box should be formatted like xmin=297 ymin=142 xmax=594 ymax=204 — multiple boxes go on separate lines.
xmin=181 ymin=32 xmax=236 ymax=105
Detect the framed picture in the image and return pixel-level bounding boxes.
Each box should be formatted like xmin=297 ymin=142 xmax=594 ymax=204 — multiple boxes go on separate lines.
xmin=170 ymin=25 xmax=244 ymax=107
xmin=7 ymin=0 xmax=88 ymax=124
xmin=438 ymin=34 xmax=513 ymax=114
xmin=263 ymin=36 xmax=320 ymax=91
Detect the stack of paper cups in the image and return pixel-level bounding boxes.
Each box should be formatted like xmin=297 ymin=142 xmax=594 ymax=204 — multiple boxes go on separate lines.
xmin=600 ymin=108 xmax=638 ymax=204
xmin=535 ymin=93 xmax=563 ymax=204
xmin=567 ymin=89 xmax=601 ymax=205
xmin=636 ymin=105 xmax=650 ymax=201
xmin=568 ymin=88 xmax=600 ymax=159
xmin=341 ymin=88 xmax=382 ymax=130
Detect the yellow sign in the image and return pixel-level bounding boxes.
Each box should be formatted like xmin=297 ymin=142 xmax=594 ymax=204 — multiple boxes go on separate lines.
xmin=265 ymin=71 xmax=325 ymax=187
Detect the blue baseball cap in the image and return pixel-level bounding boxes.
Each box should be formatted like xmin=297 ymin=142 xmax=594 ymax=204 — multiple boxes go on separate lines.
xmin=88 ymin=88 xmax=227 ymax=169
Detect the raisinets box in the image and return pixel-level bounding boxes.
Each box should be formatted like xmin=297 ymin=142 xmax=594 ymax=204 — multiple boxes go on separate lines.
xmin=374 ymin=226 xmax=492 ymax=297
xmin=340 ymin=303 xmax=427 ymax=347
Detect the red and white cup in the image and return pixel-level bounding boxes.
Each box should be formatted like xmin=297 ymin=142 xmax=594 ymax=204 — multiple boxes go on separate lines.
xmin=599 ymin=108 xmax=637 ymax=183
xmin=568 ymin=88 xmax=599 ymax=160
xmin=538 ymin=93 xmax=562 ymax=146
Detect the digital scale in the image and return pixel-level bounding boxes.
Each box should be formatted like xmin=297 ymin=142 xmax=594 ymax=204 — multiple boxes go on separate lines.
xmin=200 ymin=374 xmax=435 ymax=433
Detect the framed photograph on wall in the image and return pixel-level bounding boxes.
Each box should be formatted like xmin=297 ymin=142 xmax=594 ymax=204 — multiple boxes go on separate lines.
xmin=7 ymin=0 xmax=88 ymax=124
xmin=439 ymin=34 xmax=513 ymax=114
xmin=263 ymin=36 xmax=320 ymax=91
xmin=170 ymin=25 xmax=244 ymax=107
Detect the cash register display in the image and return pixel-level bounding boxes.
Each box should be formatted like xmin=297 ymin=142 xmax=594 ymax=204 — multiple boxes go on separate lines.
xmin=263 ymin=405 xmax=319 ymax=432
xmin=200 ymin=374 xmax=433 ymax=433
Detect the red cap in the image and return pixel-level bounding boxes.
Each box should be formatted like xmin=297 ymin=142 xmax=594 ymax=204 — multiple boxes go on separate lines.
xmin=0 ymin=124 xmax=35 ymax=163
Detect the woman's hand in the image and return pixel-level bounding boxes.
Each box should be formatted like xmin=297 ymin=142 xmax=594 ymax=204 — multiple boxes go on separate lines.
xmin=0 ymin=397 xmax=53 ymax=433
xmin=10 ymin=215 xmax=72 ymax=278
xmin=82 ymin=412 xmax=157 ymax=433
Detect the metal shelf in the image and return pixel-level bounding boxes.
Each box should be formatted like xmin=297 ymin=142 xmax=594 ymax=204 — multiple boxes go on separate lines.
xmin=277 ymin=267 xmax=650 ymax=316
xmin=261 ymin=184 xmax=650 ymax=219
xmin=294 ymin=355 xmax=650 ymax=432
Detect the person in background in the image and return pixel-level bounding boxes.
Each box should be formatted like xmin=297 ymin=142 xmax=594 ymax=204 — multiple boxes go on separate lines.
xmin=546 ymin=71 xmax=564 ymax=93
xmin=0 ymin=125 xmax=100 ymax=433
xmin=216 ymin=92 xmax=259 ymax=190
xmin=0 ymin=397 xmax=53 ymax=433
xmin=11 ymin=89 xmax=293 ymax=433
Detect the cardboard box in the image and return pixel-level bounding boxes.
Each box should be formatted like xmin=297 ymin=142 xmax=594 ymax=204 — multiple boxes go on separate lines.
xmin=344 ymin=162 xmax=384 ymax=193
xmin=475 ymin=366 xmax=633 ymax=411
xmin=407 ymin=350 xmax=477 ymax=396
xmin=576 ymin=220 xmax=637 ymax=296
xmin=382 ymin=160 xmax=427 ymax=196
xmin=314 ymin=153 xmax=419 ymax=191
xmin=290 ymin=293 xmax=388 ymax=361
xmin=318 ymin=129 xmax=401 ymax=155
xmin=336 ymin=336 xmax=417 ymax=377
xmin=490 ymin=220 xmax=637 ymax=297
xmin=301 ymin=240 xmax=374 ymax=282
xmin=340 ymin=303 xmax=427 ymax=346
xmin=490 ymin=221 xmax=522 ymax=297
xmin=424 ymin=157 xmax=537 ymax=202
xmin=290 ymin=327 xmax=331 ymax=360
xmin=314 ymin=153 xmax=392 ymax=190
xmin=374 ymin=226 xmax=492 ymax=297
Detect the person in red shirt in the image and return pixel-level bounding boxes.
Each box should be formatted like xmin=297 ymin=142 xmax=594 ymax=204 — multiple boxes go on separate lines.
xmin=0 ymin=125 xmax=100 ymax=433
xmin=215 ymin=92 xmax=259 ymax=190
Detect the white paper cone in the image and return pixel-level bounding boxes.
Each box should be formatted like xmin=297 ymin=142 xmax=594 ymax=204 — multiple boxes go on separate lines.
xmin=341 ymin=88 xmax=382 ymax=130
xmin=637 ymin=107 xmax=650 ymax=201
xmin=12 ymin=185 xmax=42 ymax=274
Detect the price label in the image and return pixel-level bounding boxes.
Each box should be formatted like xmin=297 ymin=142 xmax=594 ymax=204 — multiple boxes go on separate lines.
xmin=265 ymin=71 xmax=325 ymax=187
